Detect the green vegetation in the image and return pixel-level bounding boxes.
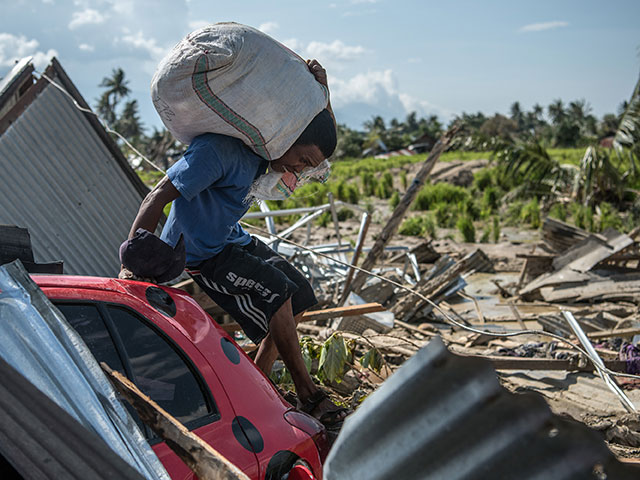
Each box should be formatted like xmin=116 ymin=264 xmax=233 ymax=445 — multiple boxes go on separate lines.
xmin=399 ymin=214 xmax=437 ymax=238
xmin=456 ymin=216 xmax=476 ymax=243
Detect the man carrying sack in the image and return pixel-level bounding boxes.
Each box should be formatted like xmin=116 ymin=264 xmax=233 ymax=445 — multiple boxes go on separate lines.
xmin=120 ymin=23 xmax=348 ymax=431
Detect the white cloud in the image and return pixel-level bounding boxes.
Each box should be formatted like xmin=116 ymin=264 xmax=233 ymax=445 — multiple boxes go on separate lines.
xmin=68 ymin=8 xmax=107 ymax=29
xmin=330 ymin=69 xmax=453 ymax=128
xmin=111 ymin=0 xmax=134 ymax=17
xmin=331 ymin=69 xmax=397 ymax=106
xmin=306 ymin=40 xmax=366 ymax=62
xmin=519 ymin=21 xmax=569 ymax=33
xmin=78 ymin=43 xmax=94 ymax=52
xmin=119 ymin=31 xmax=165 ymax=59
xmin=258 ymin=21 xmax=279 ymax=35
xmin=0 ymin=33 xmax=57 ymax=70
xmin=408 ymin=58 xmax=422 ymax=64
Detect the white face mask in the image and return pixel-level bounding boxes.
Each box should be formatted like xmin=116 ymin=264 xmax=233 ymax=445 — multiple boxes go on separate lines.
xmin=245 ymin=160 xmax=331 ymax=202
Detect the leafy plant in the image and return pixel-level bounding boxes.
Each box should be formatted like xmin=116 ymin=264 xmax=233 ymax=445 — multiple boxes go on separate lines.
xmin=491 ymin=216 xmax=500 ymax=243
xmin=389 ymin=191 xmax=400 ymax=209
xmin=505 ymin=200 xmax=524 ymax=226
xmin=570 ymin=203 xmax=594 ymax=231
xmin=579 ymin=147 xmax=623 ymax=205
xmin=337 ymin=207 xmax=355 ymax=222
xmin=399 ymin=216 xmax=425 ymax=236
xmin=317 ymin=211 xmax=332 ymax=227
xmin=482 ymin=186 xmax=501 ymax=211
xmin=399 ymin=214 xmax=437 ymax=238
xmin=413 ymin=183 xmax=470 ymax=211
xmin=400 ymin=170 xmax=408 ymax=190
xmin=317 ymin=334 xmax=352 ymax=384
xmin=359 ymin=348 xmax=384 ymax=373
xmin=614 ymin=72 xmax=640 ymax=177
xmin=597 ymin=202 xmax=623 ymax=232
xmin=495 ymin=140 xmax=574 ymax=199
xmin=548 ymin=203 xmax=567 ymax=222
xmin=521 ymin=197 xmax=541 ymax=229
xmin=456 ymin=215 xmax=475 ymax=242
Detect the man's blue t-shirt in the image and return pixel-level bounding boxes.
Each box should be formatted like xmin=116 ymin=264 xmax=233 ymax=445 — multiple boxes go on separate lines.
xmin=160 ymin=133 xmax=268 ymax=266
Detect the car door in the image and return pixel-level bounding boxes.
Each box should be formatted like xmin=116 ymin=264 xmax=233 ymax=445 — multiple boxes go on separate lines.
xmin=53 ymin=296 xmax=260 ymax=479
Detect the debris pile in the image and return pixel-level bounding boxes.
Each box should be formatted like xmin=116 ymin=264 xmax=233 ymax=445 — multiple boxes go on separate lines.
xmin=191 ymin=210 xmax=640 ymax=463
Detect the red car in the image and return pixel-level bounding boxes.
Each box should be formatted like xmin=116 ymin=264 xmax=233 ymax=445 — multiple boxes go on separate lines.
xmin=33 ymin=275 xmax=328 ymax=480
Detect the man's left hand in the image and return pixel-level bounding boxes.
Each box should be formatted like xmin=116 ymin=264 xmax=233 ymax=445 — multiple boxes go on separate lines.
xmin=307 ymin=59 xmax=328 ymax=88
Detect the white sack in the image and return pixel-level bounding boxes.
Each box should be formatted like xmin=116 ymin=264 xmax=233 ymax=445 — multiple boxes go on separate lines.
xmin=151 ymin=22 xmax=328 ymax=160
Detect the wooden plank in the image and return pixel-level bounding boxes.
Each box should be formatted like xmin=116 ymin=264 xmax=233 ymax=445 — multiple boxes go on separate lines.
xmin=589 ymin=327 xmax=640 ymax=340
xmin=219 ymin=303 xmax=385 ymax=333
xmin=101 ymin=363 xmax=250 ymax=480
xmin=460 ymin=355 xmax=628 ymax=372
xmin=553 ymin=231 xmax=633 ymax=272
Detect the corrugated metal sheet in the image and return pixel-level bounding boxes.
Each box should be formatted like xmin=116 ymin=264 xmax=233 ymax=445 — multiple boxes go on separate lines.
xmin=325 ymin=336 xmax=639 ymax=479
xmin=0 ymin=356 xmax=147 ymax=479
xmin=0 ymin=76 xmax=145 ymax=277
xmin=0 ymin=260 xmax=169 ymax=479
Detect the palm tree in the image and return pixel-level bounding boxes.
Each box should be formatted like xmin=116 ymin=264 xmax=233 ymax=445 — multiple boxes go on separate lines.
xmin=364 ymin=115 xmax=386 ymax=133
xmin=510 ymin=101 xmax=525 ymax=130
xmin=614 ymin=73 xmax=640 ymax=176
xmin=548 ymin=99 xmax=565 ymax=125
xmin=97 ymin=68 xmax=131 ymax=126
xmin=115 ymin=100 xmax=144 ymax=140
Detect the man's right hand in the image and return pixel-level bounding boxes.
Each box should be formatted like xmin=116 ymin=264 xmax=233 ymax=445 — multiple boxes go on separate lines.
xmin=118 ymin=266 xmax=155 ymax=283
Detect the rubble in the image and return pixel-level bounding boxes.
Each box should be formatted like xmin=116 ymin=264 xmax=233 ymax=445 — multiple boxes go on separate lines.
xmin=227 ymin=207 xmax=640 ymax=463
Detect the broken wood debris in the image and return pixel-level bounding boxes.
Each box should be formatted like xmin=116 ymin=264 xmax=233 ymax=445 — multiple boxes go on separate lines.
xmin=101 ymin=363 xmax=250 ymax=480
xmin=177 ymin=201 xmax=640 ymax=460
xmin=219 ymin=302 xmax=385 ymax=333
xmin=391 ymin=248 xmax=494 ymax=322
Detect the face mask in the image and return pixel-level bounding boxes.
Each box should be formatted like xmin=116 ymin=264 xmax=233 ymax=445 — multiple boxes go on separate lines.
xmin=245 ymin=160 xmax=331 ymax=202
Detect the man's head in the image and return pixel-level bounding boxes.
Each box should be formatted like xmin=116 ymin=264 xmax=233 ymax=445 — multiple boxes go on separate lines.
xmin=271 ymin=109 xmax=337 ymax=174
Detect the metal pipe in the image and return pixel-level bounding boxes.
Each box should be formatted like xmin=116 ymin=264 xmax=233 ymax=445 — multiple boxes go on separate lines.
xmin=562 ymin=311 xmax=637 ymax=413
xmin=265 ymin=209 xmax=326 ymax=246
xmin=243 ymin=201 xmax=367 ymax=219
xmin=339 ymin=212 xmax=371 ymax=304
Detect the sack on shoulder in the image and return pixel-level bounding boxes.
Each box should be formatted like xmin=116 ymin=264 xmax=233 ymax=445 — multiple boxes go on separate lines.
xmin=151 ymin=22 xmax=328 ymax=161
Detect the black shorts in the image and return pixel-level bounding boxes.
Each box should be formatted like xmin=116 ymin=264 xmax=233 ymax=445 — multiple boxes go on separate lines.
xmin=188 ymin=237 xmax=317 ymax=344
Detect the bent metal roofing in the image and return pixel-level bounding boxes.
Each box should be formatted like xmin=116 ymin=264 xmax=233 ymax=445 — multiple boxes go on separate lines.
xmin=0 ymin=57 xmax=149 ymax=277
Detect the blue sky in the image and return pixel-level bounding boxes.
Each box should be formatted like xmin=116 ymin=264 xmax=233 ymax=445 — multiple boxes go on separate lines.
xmin=1 ymin=0 xmax=639 ymax=132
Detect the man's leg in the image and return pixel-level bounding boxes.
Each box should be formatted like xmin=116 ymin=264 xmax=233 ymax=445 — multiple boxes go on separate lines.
xmin=267 ymin=298 xmax=347 ymax=422
xmin=254 ymin=311 xmax=303 ymax=375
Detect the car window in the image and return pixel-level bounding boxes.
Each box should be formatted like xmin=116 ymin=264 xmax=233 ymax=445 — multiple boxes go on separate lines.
xmin=56 ymin=303 xmax=125 ymax=373
xmin=55 ymin=303 xmax=145 ymax=433
xmin=107 ymin=306 xmax=211 ymax=425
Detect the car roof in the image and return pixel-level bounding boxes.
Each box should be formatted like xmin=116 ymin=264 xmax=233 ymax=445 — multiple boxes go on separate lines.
xmin=32 ymin=274 xmax=128 ymax=292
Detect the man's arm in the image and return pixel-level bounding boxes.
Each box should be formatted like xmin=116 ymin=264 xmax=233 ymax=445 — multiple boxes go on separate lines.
xmin=119 ymin=176 xmax=181 ymax=280
xmin=127 ymin=175 xmax=181 ymax=238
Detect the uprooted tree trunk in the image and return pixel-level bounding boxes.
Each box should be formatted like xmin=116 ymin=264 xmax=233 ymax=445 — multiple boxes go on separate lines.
xmin=348 ymin=126 xmax=460 ymax=295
